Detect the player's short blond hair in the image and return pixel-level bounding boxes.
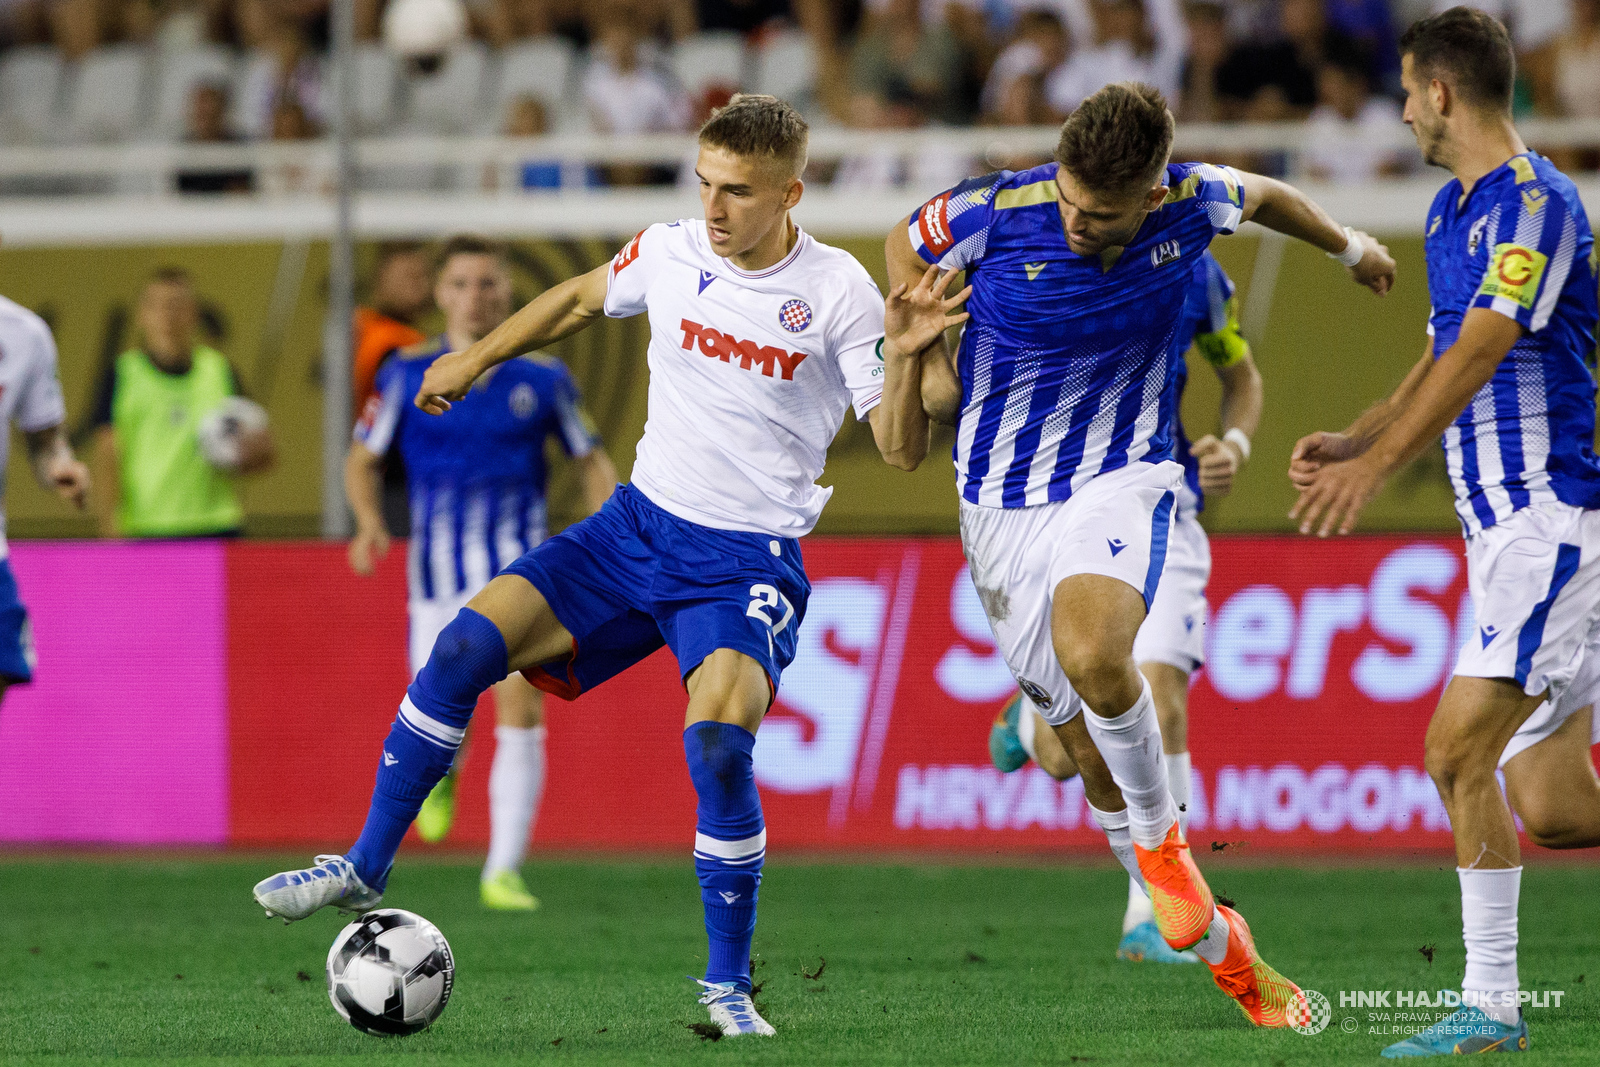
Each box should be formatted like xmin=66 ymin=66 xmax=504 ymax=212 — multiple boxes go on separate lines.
xmin=697 ymin=94 xmax=809 ymax=180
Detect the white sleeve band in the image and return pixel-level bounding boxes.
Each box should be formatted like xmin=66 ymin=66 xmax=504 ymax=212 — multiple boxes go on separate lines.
xmin=1329 ymin=226 xmax=1364 ymax=267
xmin=1224 ymin=427 xmax=1252 ymax=461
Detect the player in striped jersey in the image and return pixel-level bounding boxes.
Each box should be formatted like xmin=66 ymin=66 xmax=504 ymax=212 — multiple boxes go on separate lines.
xmin=1288 ymin=11 xmax=1600 ymax=1057
xmin=987 ymin=249 xmax=1262 ymax=966
xmin=892 ymin=82 xmax=1395 ymax=1026
xmin=347 ymin=235 xmax=618 ymax=911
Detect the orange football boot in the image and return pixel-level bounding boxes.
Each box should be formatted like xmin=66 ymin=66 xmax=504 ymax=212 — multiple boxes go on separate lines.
xmin=1206 ymin=905 xmax=1308 ymax=1029
xmin=1132 ymin=820 xmax=1215 ymax=950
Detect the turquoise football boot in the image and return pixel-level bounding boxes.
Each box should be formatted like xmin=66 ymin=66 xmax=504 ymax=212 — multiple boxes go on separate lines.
xmin=988 ymin=694 xmax=1029 ymax=773
xmin=1381 ymin=1006 xmax=1528 ymax=1057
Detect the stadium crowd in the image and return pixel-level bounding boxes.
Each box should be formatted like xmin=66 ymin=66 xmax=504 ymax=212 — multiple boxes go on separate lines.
xmin=0 ymin=0 xmax=1595 ymax=187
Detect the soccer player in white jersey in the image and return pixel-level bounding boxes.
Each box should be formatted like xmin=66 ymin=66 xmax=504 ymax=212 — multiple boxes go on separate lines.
xmin=1289 ymin=11 xmax=1600 ymax=1056
xmin=347 ymin=235 xmax=618 ymax=911
xmin=987 ymin=249 xmax=1262 ymax=966
xmin=254 ymin=95 xmax=968 ymax=1037
xmin=888 ymin=82 xmax=1395 ymax=1027
xmin=0 ymin=292 xmax=90 ymax=711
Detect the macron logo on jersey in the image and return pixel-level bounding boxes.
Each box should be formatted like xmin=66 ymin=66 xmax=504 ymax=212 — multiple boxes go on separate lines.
xmin=679 ymin=319 xmax=808 ymax=381
xmin=919 ymin=193 xmax=954 ymax=255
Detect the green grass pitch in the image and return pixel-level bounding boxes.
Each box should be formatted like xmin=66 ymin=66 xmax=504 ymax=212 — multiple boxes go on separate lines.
xmin=1 ymin=856 xmax=1595 ymax=1065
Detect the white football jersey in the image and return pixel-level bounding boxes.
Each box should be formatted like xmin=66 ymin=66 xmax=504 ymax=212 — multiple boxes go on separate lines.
xmin=0 ymin=295 xmax=68 ymax=558
xmin=604 ymin=219 xmax=886 ymax=538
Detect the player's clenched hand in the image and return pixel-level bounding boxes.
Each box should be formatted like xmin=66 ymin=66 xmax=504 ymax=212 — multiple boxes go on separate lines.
xmin=46 ymin=455 xmax=90 ymax=510
xmin=415 ymin=349 xmax=481 ymax=414
xmin=1348 ymin=231 xmax=1396 ymax=296
xmin=1288 ymin=431 xmax=1358 ymax=489
xmin=884 ymin=264 xmax=972 ymax=358
xmin=1190 ymin=434 xmax=1241 ymax=496
xmin=348 ymin=524 xmax=390 ymax=576
xmin=1289 ymin=454 xmax=1383 ymax=537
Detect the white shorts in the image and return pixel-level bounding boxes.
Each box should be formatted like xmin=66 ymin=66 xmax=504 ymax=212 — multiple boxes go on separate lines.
xmin=1500 ymin=620 xmax=1600 ymax=768
xmin=1454 ymin=501 xmax=1600 ymax=705
xmin=408 ymin=589 xmax=478 ymax=678
xmin=959 ymin=459 xmax=1184 ymax=726
xmin=1132 ymin=509 xmax=1210 ymax=674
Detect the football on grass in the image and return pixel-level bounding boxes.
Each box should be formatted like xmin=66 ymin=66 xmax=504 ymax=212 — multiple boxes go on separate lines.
xmin=327 ymin=909 xmax=454 ymax=1036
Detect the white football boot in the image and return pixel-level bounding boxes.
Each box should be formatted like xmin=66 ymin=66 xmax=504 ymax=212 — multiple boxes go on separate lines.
xmin=252 ymin=854 xmax=383 ymax=923
xmin=694 ymin=978 xmax=776 ymax=1036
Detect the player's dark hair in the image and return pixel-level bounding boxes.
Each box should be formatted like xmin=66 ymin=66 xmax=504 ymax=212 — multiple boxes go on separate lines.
xmin=697 ymin=93 xmax=809 ymax=179
xmin=435 ymin=234 xmax=508 ymax=274
xmin=1054 ymin=82 xmax=1175 ymax=196
xmin=145 ymin=265 xmax=194 ymax=289
xmin=1399 ymin=6 xmax=1514 ymax=114
xmin=375 ymin=240 xmax=427 ymax=270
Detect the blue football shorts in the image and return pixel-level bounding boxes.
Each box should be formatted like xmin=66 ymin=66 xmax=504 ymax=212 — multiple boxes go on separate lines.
xmin=0 ymin=557 xmax=35 ymax=684
xmin=504 ymin=483 xmax=809 ymax=700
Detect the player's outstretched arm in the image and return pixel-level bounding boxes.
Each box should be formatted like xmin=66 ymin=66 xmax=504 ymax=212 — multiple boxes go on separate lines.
xmin=344 ymin=441 xmax=390 ymax=575
xmin=1235 ymin=172 xmax=1395 ymax=296
xmin=1189 ymin=353 xmax=1262 ymax=498
xmin=1290 ymin=309 xmax=1521 ymax=536
xmin=24 ymin=424 xmax=88 ymax=510
xmin=415 ymin=264 xmax=609 ymax=415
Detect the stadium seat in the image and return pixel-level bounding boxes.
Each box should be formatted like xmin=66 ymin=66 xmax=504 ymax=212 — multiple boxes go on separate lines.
xmin=152 ymin=45 xmax=236 ymax=141
xmin=491 ymin=36 xmax=577 ymax=133
xmin=0 ymin=46 xmax=65 ymax=143
xmin=323 ymin=44 xmax=400 ymax=135
xmin=404 ymin=41 xmax=491 ymax=135
xmin=670 ymin=31 xmax=746 ymax=103
xmin=64 ymin=45 xmax=153 ymax=143
xmin=752 ymin=31 xmax=815 ymax=109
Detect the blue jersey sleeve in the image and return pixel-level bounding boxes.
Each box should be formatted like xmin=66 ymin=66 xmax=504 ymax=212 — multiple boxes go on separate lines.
xmin=548 ymin=364 xmax=597 ymax=458
xmin=1472 ymin=162 xmax=1591 ymax=334
xmin=1166 ymin=162 xmax=1246 ymax=238
xmin=907 ymin=171 xmax=1010 ymax=271
xmin=354 ymin=357 xmax=407 ymax=456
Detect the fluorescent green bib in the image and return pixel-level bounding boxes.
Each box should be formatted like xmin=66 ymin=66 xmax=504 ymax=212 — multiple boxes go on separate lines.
xmin=112 ymin=346 xmax=243 ymax=536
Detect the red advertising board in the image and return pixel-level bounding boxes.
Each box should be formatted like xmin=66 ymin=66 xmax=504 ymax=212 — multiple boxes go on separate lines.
xmin=224 ymin=535 xmax=1489 ymax=854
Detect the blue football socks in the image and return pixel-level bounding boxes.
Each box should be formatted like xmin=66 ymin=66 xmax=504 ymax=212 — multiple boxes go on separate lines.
xmin=684 ymin=721 xmax=765 ymax=991
xmin=348 ymin=608 xmax=509 ymax=890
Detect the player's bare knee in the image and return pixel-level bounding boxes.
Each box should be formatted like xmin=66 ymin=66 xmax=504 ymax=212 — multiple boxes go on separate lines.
xmin=1423 ymin=726 xmax=1493 ymax=799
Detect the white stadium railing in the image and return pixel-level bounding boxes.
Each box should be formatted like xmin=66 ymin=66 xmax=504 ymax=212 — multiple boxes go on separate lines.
xmin=1 ymin=120 xmax=1599 ymax=245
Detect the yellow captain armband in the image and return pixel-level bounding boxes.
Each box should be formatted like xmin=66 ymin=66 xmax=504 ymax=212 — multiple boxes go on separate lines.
xmin=1193 ymin=323 xmax=1250 ymax=369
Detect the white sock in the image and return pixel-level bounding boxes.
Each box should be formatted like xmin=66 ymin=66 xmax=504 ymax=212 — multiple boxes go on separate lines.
xmin=1089 ymin=802 xmax=1147 ymax=890
xmin=1192 ymin=908 xmax=1231 ymax=965
xmin=1124 ymin=874 xmax=1154 ymax=933
xmin=1166 ymin=751 xmax=1191 ymax=839
xmin=483 ymin=725 xmax=547 ymax=879
xmin=1083 ymin=680 xmax=1177 ymax=850
xmin=1461 ymin=866 xmax=1521 ymax=1025
xmin=1017 ymin=703 xmax=1040 ymax=763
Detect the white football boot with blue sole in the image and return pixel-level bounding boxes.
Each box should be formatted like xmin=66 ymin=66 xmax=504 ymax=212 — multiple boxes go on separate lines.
xmin=693 ymin=978 xmax=775 ymax=1036
xmin=252 ymin=854 xmax=383 ymax=923
xmin=1117 ymin=919 xmax=1202 ymax=963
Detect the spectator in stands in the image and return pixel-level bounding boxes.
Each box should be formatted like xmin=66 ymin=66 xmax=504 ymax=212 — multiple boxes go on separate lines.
xmin=1557 ymin=0 xmax=1600 ymax=119
xmin=495 ymin=95 xmax=565 ymax=191
xmin=354 ymin=243 xmax=432 ymax=411
xmin=1300 ymin=34 xmax=1409 ymax=184
xmin=850 ymin=0 xmax=966 ymax=125
xmin=237 ymin=22 xmax=325 ymax=141
xmin=256 ymin=98 xmax=329 ymax=195
xmin=0 ymin=0 xmax=48 ymax=47
xmin=695 ymin=0 xmax=790 ymax=35
xmin=582 ymin=0 xmax=691 ymax=184
xmin=1045 ymin=0 xmax=1186 ymax=116
xmin=1216 ymin=0 xmax=1358 ymax=120
xmin=981 ymin=8 xmax=1070 ymax=123
xmin=1177 ymin=0 xmax=1229 ymax=121
xmin=833 ymin=85 xmax=974 ymax=190
xmin=89 ymin=267 xmax=275 ymax=539
xmin=176 ymin=82 xmax=254 ymax=194
xmin=1326 ymin=0 xmax=1399 ymax=91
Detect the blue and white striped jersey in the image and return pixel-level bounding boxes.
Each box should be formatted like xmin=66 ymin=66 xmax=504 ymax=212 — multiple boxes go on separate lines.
xmin=909 ymin=160 xmax=1245 ymax=507
xmin=1424 ymin=152 xmax=1600 ymax=535
xmin=355 ymin=337 xmax=598 ymax=602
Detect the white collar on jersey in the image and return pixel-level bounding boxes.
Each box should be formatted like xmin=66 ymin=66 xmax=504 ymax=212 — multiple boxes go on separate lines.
xmin=721 ymin=223 xmax=808 ymax=280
